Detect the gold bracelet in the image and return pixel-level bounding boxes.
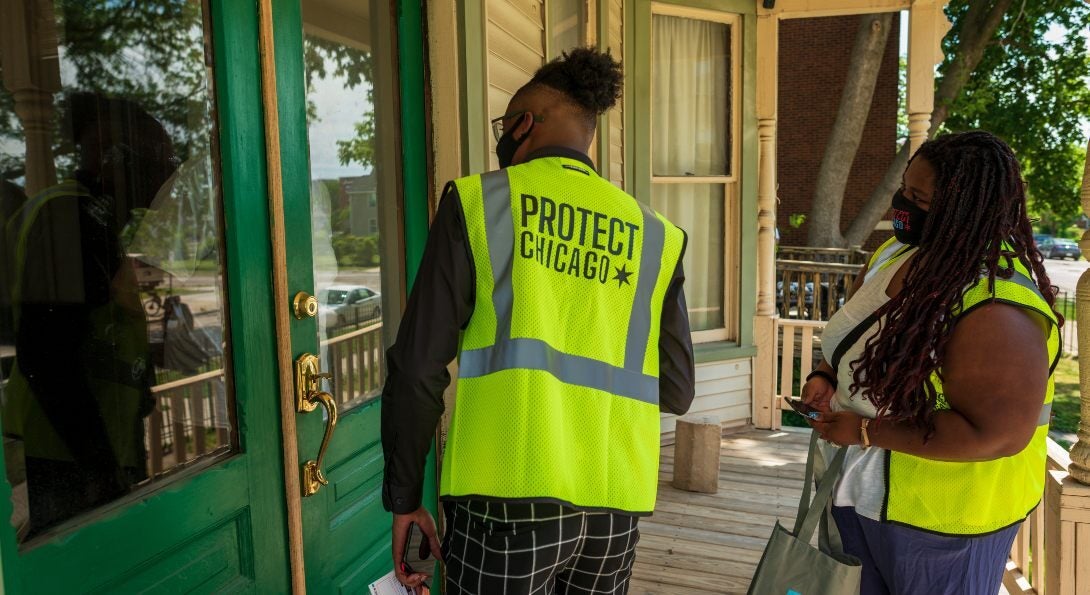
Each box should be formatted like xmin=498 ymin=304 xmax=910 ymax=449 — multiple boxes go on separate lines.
xmin=860 ymin=418 xmax=871 ymax=450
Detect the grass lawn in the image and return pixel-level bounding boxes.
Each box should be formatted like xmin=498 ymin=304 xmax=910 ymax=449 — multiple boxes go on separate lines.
xmin=1054 ymin=295 xmax=1078 ymax=322
xmin=1050 ymin=354 xmax=1081 ymax=449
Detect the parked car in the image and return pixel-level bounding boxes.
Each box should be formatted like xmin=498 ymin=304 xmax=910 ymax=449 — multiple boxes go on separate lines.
xmin=319 ymin=285 xmax=382 ymax=328
xmin=1033 ymin=233 xmax=1053 ymax=247
xmin=1038 ymin=237 xmax=1081 ymax=260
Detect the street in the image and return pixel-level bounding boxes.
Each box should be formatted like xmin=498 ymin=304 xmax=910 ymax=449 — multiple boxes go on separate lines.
xmin=1041 ymin=256 xmax=1089 ymax=296
xmin=154 ymin=267 xmax=384 ymax=330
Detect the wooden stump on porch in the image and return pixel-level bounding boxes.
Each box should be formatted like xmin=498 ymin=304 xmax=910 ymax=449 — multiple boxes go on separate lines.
xmin=671 ymin=415 xmax=721 ymax=494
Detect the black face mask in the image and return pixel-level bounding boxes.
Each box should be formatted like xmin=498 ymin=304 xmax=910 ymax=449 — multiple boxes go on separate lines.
xmin=496 ymin=122 xmax=532 ymax=168
xmin=891 ymin=190 xmax=929 ymax=246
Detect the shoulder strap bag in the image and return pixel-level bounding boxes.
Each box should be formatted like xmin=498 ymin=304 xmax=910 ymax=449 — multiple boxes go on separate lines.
xmin=747 ymin=432 xmax=861 ymax=594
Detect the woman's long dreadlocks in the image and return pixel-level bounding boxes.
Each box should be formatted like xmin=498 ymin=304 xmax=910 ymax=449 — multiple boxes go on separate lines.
xmin=850 ymin=131 xmax=1061 ymax=438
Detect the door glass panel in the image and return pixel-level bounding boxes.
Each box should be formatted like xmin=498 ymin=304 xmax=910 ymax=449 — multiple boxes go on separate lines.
xmin=303 ymin=0 xmax=394 ymax=413
xmin=0 ymin=0 xmax=233 ymax=542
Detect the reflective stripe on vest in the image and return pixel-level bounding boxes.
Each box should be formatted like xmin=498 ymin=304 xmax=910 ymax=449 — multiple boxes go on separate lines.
xmin=457 ymin=169 xmax=666 ymax=405
xmin=4 ymin=181 xmax=150 ymax=466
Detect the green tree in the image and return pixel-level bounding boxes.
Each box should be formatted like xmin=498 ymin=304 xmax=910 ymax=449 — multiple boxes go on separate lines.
xmin=807 ymin=0 xmax=1090 ymax=247
xmin=1 ymin=0 xmax=211 ymax=180
xmin=944 ymin=2 xmax=1090 ymax=231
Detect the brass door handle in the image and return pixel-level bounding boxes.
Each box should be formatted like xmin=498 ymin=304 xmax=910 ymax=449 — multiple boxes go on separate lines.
xmin=301 ymin=390 xmax=337 ymax=497
xmin=295 ymin=353 xmax=339 ymax=497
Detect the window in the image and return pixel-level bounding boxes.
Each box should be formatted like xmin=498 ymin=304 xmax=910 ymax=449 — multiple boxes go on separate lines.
xmin=303 ymin=0 xmax=395 ymax=407
xmin=650 ymin=5 xmax=741 ymax=343
xmin=548 ymin=0 xmax=592 ymax=59
xmin=0 ymin=0 xmax=234 ymax=541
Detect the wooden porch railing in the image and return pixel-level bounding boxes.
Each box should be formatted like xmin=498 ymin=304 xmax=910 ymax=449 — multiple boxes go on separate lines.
xmin=769 ymin=318 xmax=825 ymax=430
xmin=776 ymin=260 xmax=863 ymax=321
xmin=1004 ymin=440 xmax=1072 ymax=595
xmin=144 ymin=321 xmax=386 ymax=477
xmin=147 ymin=369 xmax=230 ymax=476
xmin=321 ymin=321 xmax=384 ymax=406
xmin=769 ymin=317 xmax=1077 ymax=594
xmin=776 ymin=245 xmax=869 ymax=265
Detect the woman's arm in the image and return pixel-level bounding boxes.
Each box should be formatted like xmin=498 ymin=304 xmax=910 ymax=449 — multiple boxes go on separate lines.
xmin=811 ymin=301 xmax=1050 ymax=461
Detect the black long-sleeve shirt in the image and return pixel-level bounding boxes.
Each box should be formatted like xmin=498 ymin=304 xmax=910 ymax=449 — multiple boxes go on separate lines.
xmin=381 ymin=147 xmax=696 ymax=514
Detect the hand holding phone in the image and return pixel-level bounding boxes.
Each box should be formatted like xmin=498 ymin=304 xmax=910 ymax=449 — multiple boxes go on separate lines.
xmin=400 ymin=523 xmax=432 ymax=594
xmin=786 ymin=398 xmax=821 ymax=420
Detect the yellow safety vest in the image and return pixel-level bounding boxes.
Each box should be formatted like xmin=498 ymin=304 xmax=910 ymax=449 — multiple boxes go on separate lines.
xmin=870 ymin=241 xmax=1059 ymax=535
xmin=439 ymin=157 xmax=685 ymax=514
xmin=4 ymin=180 xmax=151 ymax=467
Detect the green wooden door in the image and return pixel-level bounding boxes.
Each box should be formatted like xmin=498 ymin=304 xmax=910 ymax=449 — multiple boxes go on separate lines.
xmin=268 ymin=0 xmax=435 ymax=591
xmin=0 ymin=0 xmax=292 ymax=592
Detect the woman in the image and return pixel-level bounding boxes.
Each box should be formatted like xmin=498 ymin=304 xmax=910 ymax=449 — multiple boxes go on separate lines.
xmin=802 ymin=131 xmax=1060 ymax=595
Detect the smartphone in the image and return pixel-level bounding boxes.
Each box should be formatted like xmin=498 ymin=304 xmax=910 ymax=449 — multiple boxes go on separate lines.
xmin=786 ymin=398 xmax=821 ymax=420
xmin=400 ymin=523 xmax=433 ymax=595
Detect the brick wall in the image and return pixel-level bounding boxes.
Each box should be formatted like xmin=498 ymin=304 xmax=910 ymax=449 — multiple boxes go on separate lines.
xmin=777 ymin=14 xmax=900 ymax=250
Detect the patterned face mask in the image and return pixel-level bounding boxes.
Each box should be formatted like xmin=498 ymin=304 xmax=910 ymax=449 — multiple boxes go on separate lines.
xmin=891 ymin=189 xmax=929 ymax=246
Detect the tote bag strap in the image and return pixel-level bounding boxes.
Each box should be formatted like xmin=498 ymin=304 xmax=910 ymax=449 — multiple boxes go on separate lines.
xmin=793 ymin=432 xmax=847 ymax=544
xmin=819 ymin=500 xmax=849 ymax=556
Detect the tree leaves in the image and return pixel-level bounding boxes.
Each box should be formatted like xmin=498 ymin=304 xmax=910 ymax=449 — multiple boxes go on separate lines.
xmin=942 ymin=0 xmax=1090 ymax=230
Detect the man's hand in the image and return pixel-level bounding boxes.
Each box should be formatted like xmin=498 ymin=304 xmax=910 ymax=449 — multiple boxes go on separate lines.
xmin=392 ymin=507 xmax=443 ymax=589
xmin=801 ymin=375 xmax=835 ymax=413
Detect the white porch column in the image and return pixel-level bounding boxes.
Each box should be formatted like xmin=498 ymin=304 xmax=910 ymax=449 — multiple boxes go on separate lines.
xmin=906 ymin=0 xmax=950 ymax=153
xmin=1069 ymin=139 xmax=1090 ymax=484
xmin=1039 ymin=137 xmax=1090 ymax=595
xmin=752 ymin=12 xmax=780 ymax=430
xmin=0 ymin=0 xmax=61 ymax=197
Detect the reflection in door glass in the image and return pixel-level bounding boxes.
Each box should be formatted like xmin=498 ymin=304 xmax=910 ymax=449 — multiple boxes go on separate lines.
xmin=304 ymin=1 xmax=391 ymax=411
xmin=0 ymin=0 xmax=233 ymax=541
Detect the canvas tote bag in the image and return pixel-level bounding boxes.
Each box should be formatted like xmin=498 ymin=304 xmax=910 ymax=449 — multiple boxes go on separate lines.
xmin=746 ymin=432 xmax=861 ymax=595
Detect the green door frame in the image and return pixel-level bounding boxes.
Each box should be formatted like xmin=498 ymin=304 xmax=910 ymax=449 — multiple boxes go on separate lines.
xmin=398 ymin=0 xmax=432 ymax=288
xmin=398 ymin=1 xmax=442 ymax=585
xmin=0 ymin=1 xmax=292 ymax=591
xmin=268 ymin=0 xmax=437 ymax=590
xmin=0 ymin=0 xmax=436 ymax=589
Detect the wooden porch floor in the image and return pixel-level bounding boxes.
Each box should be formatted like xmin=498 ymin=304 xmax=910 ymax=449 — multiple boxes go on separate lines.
xmin=630 ymin=427 xmax=812 ymax=595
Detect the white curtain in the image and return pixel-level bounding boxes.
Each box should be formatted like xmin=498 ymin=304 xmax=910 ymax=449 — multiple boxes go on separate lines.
xmin=651 ymin=15 xmax=731 ymax=332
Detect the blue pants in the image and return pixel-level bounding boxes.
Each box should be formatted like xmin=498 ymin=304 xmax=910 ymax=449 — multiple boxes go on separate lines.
xmin=831 ymin=506 xmax=1019 ymax=595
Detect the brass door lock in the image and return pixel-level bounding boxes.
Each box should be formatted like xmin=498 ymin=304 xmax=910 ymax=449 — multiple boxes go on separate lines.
xmin=293 ymin=291 xmax=319 ymax=319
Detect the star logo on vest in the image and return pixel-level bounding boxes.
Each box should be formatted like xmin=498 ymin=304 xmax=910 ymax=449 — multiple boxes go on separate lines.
xmin=612 ymin=263 xmax=632 ymax=287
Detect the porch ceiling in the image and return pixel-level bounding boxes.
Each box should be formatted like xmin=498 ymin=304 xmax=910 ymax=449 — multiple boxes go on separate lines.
xmin=302 ymin=0 xmax=370 ymax=50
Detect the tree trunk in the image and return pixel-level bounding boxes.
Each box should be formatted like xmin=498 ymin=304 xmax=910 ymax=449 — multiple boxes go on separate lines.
xmin=842 ymin=0 xmax=1015 ymax=247
xmin=807 ymin=13 xmax=894 ymax=248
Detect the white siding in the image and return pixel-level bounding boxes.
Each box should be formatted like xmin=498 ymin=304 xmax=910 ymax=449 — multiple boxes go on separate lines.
xmin=661 ymin=357 xmax=752 ymax=444
xmin=607 ymin=0 xmax=624 ymax=188
xmin=486 ymin=0 xmax=545 ymax=169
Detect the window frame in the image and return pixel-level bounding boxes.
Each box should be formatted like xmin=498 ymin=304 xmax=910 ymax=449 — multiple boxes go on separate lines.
xmin=545 ymin=0 xmax=597 ymax=61
xmin=649 ymin=3 xmax=743 ymax=344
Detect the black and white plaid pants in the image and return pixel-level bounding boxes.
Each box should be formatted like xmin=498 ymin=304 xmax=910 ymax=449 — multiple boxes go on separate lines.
xmin=441 ymin=500 xmax=641 ymax=594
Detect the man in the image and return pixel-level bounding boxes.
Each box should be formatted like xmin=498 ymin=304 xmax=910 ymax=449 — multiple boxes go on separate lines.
xmin=5 ymin=93 xmax=172 ymax=535
xmin=381 ymin=48 xmax=695 ymax=594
